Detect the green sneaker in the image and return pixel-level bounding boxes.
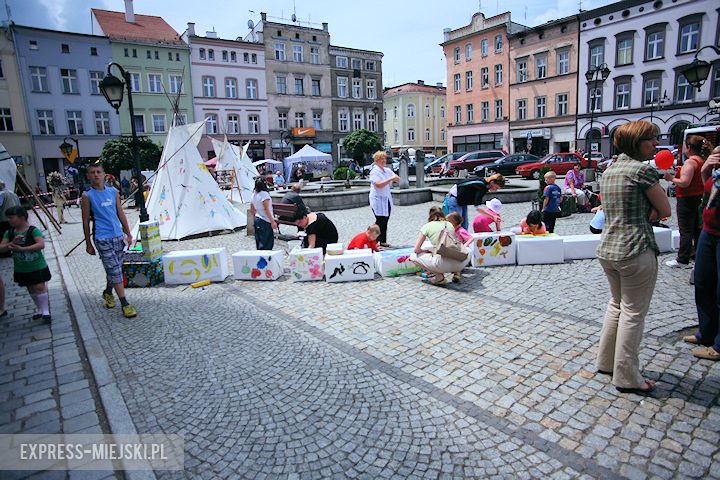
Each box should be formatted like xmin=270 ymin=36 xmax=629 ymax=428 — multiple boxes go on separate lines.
xmin=102 ymin=292 xmax=116 ymax=309
xmin=122 ymin=304 xmax=137 ymax=318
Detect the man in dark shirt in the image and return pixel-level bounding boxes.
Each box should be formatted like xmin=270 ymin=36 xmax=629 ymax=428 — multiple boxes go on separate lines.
xmin=280 ymin=183 xmax=309 ymax=221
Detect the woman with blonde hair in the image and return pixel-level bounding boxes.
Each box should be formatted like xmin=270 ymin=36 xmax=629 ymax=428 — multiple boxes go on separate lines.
xmin=596 ymin=120 xmax=672 ymax=395
xmin=411 ymin=206 xmax=467 ymax=285
xmin=443 ymin=173 xmax=505 ymax=229
xmin=368 ymin=151 xmax=400 ymax=247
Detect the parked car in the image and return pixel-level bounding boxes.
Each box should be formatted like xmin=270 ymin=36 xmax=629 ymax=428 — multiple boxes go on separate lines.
xmin=515 ymin=152 xmax=596 ymax=179
xmin=472 ymin=153 xmax=541 ymax=177
xmin=449 ymin=150 xmax=505 ymax=172
xmin=425 ymin=152 xmax=464 ymax=176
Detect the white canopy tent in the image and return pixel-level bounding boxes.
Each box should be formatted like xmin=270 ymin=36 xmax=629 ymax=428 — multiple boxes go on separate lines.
xmin=211 ymin=137 xmax=258 ymax=203
xmin=283 ymin=145 xmax=332 ymax=180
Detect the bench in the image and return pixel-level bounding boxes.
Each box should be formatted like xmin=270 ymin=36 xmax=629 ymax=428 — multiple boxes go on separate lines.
xmin=271 ymin=202 xmax=300 ymax=241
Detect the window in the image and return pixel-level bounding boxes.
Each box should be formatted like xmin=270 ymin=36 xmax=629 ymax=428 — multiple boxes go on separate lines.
xmin=615 ymin=81 xmax=631 ymax=109
xmin=132 ymin=49 xmax=137 ymax=58
xmin=616 ymin=35 xmax=634 ymax=66
xmin=366 ymin=79 xmax=376 ymax=99
xmin=225 ymin=78 xmax=237 ymax=98
xmin=494 ymin=34 xmax=503 ymax=52
xmin=208 ymin=49 xmax=214 ymax=60
xmin=440 ymin=106 xmax=445 ymax=118
xmin=676 ymin=73 xmax=693 ymax=102
xmin=295 ymin=112 xmax=305 ymax=128
xmin=393 ymin=106 xmax=398 ymax=118
xmin=293 ymin=45 xmax=303 ymax=62
xmin=0 ymin=60 xmax=3 ymax=78
xmin=517 ymin=60 xmax=527 ymax=82
xmin=678 ymin=19 xmax=700 ymax=54
xmin=133 ymin=115 xmax=145 ymax=133
xmin=465 ymin=43 xmax=472 ymax=60
xmin=557 ymin=50 xmax=570 ymax=75
xmin=536 ymin=54 xmax=547 ymax=79
xmin=353 ymin=112 xmax=363 ymax=130
xmin=495 ymin=99 xmax=503 ymax=120
xmin=246 ymin=79 xmax=258 ymax=99
xmin=278 ymin=112 xmax=288 ymax=129
xmin=494 ymin=64 xmax=503 ymax=85
xmin=336 ymin=56 xmax=348 ymax=68
xmin=589 ymin=86 xmax=602 ymax=112
xmin=407 ymin=104 xmax=415 ymax=117
xmin=645 ymin=28 xmax=665 ymax=60
xmin=29 ymin=40 xmax=38 ymax=50
xmin=60 ymin=68 xmax=78 ymax=94
xmin=251 ymin=54 xmax=257 ymax=64
xmin=67 ymin=111 xmax=83 ymax=135
xmin=95 ymin=111 xmax=110 ymax=135
xmin=61 ymin=43 xmax=69 ymax=53
xmin=517 ymin=99 xmax=527 ymax=120
xmin=713 ymin=68 xmax=720 ymax=100
xmin=454 ymin=105 xmax=461 ymax=124
xmin=146 ymin=50 xmax=152 ymax=60
xmin=154 ymin=51 xmax=159 ymax=60
xmin=466 ymin=104 xmax=474 ymax=123
xmin=176 ymin=53 xmax=180 ymax=62
xmin=383 ymin=109 xmax=387 ymax=121
xmin=37 ymin=110 xmax=54 ymax=135
xmin=0 ymin=108 xmax=12 ymax=131
xmin=148 ymin=74 xmax=162 ymax=93
xmin=206 ymin=114 xmax=218 ymax=134
xmin=231 ymin=51 xmax=237 ymax=62
xmin=481 ymin=67 xmax=489 ymax=87
xmin=169 ymin=75 xmax=183 ymax=94
xmin=312 ymin=79 xmax=321 ymax=96
xmin=248 ymin=115 xmax=259 ymax=134
xmin=535 ymin=97 xmax=546 ymax=118
xmin=275 ymin=43 xmax=286 ymax=60
xmin=481 ymin=39 xmax=488 ymax=56
xmin=644 ymin=76 xmax=661 ymax=105
xmin=441 ymin=129 xmax=445 ymax=141
xmin=227 ymin=114 xmax=239 ymax=134
xmin=425 ymin=128 xmax=431 ymax=141
xmin=199 ymin=48 xmax=206 ymax=59
xmin=313 ymin=112 xmax=322 ymax=130
xmin=589 ymin=42 xmax=604 ymax=68
xmin=408 ymin=128 xmax=415 ymax=141
xmin=311 ymin=47 xmax=319 ymax=64
xmin=365 ymin=61 xmax=376 ymax=71
xmin=557 ymin=93 xmax=568 ymax=116
xmin=276 ymin=76 xmax=287 ymax=94
xmin=129 ymin=73 xmax=141 ymax=92
xmin=89 ymin=71 xmax=103 ymax=94
xmin=454 ymin=47 xmax=460 ymax=64
xmin=367 ymin=112 xmax=375 ymax=131
xmin=337 ymin=77 xmax=348 ymax=97
xmin=220 ymin=50 xmax=227 ymax=62
xmin=295 ymin=77 xmax=305 ymax=95
xmin=243 ymin=52 xmax=249 ymax=63
xmin=202 ymin=76 xmax=215 ymax=97
xmin=339 ymin=111 xmax=349 ymax=132
xmin=152 ymin=114 xmax=166 ymax=133
xmin=425 ymin=105 xmax=431 ymax=118
xmin=481 ymin=102 xmax=489 ymax=122
xmin=453 ymin=73 xmax=461 ymax=92
xmin=466 ymin=71 xmax=473 ymax=90
xmin=351 ymin=58 xmax=362 ymax=70
xmin=352 ymin=78 xmax=361 ymax=98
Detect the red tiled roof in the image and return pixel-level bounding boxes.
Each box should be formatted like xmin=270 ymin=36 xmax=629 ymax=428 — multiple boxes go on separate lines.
xmin=384 ymin=83 xmax=446 ymax=96
xmin=92 ymin=9 xmax=185 ymax=46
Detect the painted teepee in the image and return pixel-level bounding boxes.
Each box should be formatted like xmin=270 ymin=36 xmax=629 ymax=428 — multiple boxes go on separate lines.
xmin=145 ymin=121 xmax=247 ymax=240
xmin=210 ymin=137 xmax=258 ymax=203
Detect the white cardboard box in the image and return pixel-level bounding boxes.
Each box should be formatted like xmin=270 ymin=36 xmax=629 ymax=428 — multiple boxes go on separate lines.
xmin=672 ymin=230 xmax=680 ymax=250
xmin=516 ymin=234 xmax=564 ymax=265
xmin=288 ymin=247 xmax=324 ymax=281
xmin=653 ymin=226 xmax=673 ymax=253
xmin=373 ymin=248 xmax=421 ymax=277
xmin=563 ymin=234 xmax=601 ymax=260
xmin=325 ymin=249 xmax=375 ymax=283
xmin=163 ymin=248 xmax=229 ymax=284
xmin=232 ymin=250 xmax=284 ymax=281
xmin=470 ymin=231 xmax=516 ymax=267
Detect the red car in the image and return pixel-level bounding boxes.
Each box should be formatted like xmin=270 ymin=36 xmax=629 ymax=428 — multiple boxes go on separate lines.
xmin=515 ymin=152 xmax=597 ymax=179
xmin=449 ymin=150 xmax=505 ymax=173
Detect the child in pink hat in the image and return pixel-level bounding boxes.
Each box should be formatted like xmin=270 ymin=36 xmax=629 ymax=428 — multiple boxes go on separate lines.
xmin=472 ymin=198 xmax=502 ymax=233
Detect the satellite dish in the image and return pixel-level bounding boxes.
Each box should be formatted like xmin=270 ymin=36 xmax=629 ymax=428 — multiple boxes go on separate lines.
xmin=247 ymin=19 xmax=254 ymax=29
xmin=291 ymin=13 xmax=297 ymax=22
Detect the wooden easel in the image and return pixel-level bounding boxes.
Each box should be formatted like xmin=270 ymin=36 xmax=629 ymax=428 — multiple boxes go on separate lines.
xmin=15 ymin=173 xmax=62 ymax=234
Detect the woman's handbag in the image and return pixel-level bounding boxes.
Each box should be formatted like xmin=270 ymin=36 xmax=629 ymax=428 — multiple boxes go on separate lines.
xmin=434 ymin=228 xmax=469 ymax=261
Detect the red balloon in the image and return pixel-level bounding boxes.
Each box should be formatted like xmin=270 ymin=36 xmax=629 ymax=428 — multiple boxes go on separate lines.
xmin=655 ymin=150 xmax=674 ymax=170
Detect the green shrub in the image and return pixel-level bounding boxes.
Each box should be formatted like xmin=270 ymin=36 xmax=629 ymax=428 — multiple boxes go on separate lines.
xmin=333 ymin=167 xmax=356 ymax=180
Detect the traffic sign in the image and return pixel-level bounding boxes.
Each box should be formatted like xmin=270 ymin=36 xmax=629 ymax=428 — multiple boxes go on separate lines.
xmin=65 ymin=165 xmax=79 ymax=177
xmin=62 ymin=148 xmax=78 ymax=164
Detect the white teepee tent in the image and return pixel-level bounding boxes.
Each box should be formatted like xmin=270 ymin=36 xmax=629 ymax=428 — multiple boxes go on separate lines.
xmin=0 ymin=143 xmax=17 ymax=193
xmin=144 ymin=121 xmax=247 ymax=240
xmin=210 ymin=137 xmax=258 ymax=203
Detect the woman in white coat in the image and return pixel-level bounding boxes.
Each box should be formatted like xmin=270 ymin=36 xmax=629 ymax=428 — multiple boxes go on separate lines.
xmin=369 ymin=151 xmax=400 ymax=247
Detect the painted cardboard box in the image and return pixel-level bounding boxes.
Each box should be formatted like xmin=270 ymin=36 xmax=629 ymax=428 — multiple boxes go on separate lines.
xmin=289 ymin=247 xmax=324 ymax=282
xmin=139 ymin=221 xmax=163 ymax=261
xmin=653 ymin=226 xmax=673 ymax=253
xmin=516 ymin=234 xmax=564 ymax=265
xmin=563 ymin=234 xmax=601 ymax=260
xmin=470 ymin=232 xmax=516 ymax=267
xmin=232 ymin=250 xmax=284 ymax=281
xmin=163 ymin=248 xmax=229 ymax=285
xmin=672 ymin=230 xmax=680 ymax=250
xmin=325 ymin=249 xmax=375 ymax=283
xmin=373 ymin=247 xmax=421 ymax=277
xmin=122 ymin=252 xmax=164 ymax=288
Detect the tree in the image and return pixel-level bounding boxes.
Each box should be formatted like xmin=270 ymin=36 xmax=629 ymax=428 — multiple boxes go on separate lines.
xmin=342 ymin=129 xmax=382 ymax=166
xmin=99 ymin=137 xmax=163 ymax=176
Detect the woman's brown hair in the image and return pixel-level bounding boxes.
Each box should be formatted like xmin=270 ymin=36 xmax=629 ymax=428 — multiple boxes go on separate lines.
xmin=485 ymin=173 xmax=506 ymax=187
xmin=428 ymin=206 xmax=446 ymax=222
xmin=613 ymin=121 xmax=657 ymax=158
xmin=686 ymin=135 xmax=714 ymax=159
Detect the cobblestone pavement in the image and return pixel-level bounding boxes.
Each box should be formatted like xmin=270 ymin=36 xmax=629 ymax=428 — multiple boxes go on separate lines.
xmin=48 ymin=193 xmax=719 ymax=479
xmin=0 ymin=226 xmax=118 ymax=480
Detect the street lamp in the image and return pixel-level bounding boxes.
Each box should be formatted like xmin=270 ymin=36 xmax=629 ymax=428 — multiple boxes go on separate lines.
xmin=584 ymin=63 xmax=611 ymax=158
xmin=649 ymin=90 xmax=671 ymax=123
xmin=681 ymin=45 xmax=720 ymax=92
xmin=98 ymin=62 xmax=149 ymax=222
xmin=58 ymin=137 xmax=80 ymax=188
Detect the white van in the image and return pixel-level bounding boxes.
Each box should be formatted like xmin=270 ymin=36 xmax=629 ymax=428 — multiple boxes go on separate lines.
xmin=681 ymin=122 xmax=720 ymax=164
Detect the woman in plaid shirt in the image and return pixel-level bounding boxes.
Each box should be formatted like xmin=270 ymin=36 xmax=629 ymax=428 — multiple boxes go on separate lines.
xmin=595 ymin=121 xmax=671 ymax=395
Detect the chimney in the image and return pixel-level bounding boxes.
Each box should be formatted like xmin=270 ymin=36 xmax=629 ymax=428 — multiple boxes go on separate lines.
xmin=124 ymin=0 xmax=135 ymax=23
xmin=436 ymin=82 xmax=443 ymax=87
xmin=443 ymin=28 xmax=451 ymax=41
xmin=322 ymin=22 xmax=328 ymax=32
xmin=206 ymin=31 xmax=217 ymax=38
xmin=417 ymin=80 xmax=425 ymax=86
xmin=260 ymin=12 xmax=267 ymax=22
xmin=187 ymin=22 xmax=195 ymax=36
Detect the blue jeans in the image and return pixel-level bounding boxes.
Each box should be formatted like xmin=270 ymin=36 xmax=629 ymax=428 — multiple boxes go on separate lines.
xmin=443 ymin=195 xmax=468 ymax=229
xmin=254 ymin=217 xmax=274 ymax=250
xmin=695 ymin=230 xmax=720 ymax=351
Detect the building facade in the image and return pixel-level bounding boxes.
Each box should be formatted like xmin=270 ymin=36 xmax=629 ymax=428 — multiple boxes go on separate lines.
xmin=329 ymin=45 xmax=383 ymax=161
xmin=382 ymin=81 xmax=447 ymax=156
xmin=441 ymin=12 xmax=526 ymax=154
xmin=577 ymin=0 xmax=720 ymax=155
xmin=91 ymin=3 xmax=194 ymax=146
xmin=182 ymin=24 xmax=269 ymax=160
xmin=12 ymin=26 xmax=120 ymax=191
xmin=508 ymin=16 xmax=579 ymax=155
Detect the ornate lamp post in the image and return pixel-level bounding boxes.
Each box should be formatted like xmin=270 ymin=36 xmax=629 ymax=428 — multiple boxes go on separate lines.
xmin=584 ymin=63 xmax=611 ymax=158
xmin=58 ymin=137 xmax=80 ymax=188
xmin=98 ymin=62 xmax=149 ymax=222
xmin=681 ymin=45 xmax=720 ymax=92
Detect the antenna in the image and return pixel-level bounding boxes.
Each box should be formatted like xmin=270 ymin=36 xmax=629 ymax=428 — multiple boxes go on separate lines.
xmin=524 ymin=6 xmax=527 ymax=21
xmin=292 ymin=0 xmax=297 ymax=22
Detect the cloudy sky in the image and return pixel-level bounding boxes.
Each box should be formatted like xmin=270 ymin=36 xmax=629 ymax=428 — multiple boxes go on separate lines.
xmin=3 ymin=0 xmax=613 ymax=87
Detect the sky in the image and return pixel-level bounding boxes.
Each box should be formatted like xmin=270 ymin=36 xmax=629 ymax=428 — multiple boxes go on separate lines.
xmin=3 ymin=0 xmax=614 ymax=87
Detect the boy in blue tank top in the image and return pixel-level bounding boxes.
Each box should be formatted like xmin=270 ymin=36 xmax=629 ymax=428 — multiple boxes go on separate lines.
xmin=81 ymin=163 xmax=137 ymax=318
